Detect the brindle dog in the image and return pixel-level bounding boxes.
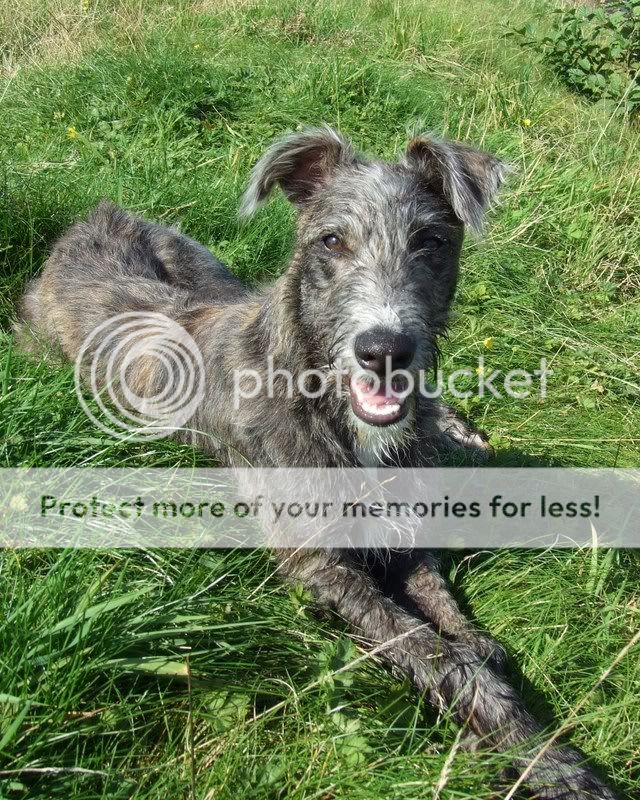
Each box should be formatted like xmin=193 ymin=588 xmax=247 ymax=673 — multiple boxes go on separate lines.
xmin=16 ymin=127 xmax=618 ymax=799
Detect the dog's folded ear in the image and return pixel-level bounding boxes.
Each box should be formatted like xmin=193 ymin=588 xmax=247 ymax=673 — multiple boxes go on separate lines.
xmin=239 ymin=126 xmax=354 ymax=217
xmin=405 ymin=135 xmax=508 ymax=235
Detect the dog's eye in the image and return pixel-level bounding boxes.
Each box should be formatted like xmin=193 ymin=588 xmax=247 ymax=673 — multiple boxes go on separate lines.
xmin=413 ymin=232 xmax=446 ymax=253
xmin=323 ymin=234 xmax=342 ymax=252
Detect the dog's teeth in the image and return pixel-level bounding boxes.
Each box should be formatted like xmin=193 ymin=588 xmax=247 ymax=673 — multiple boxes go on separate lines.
xmin=361 ymin=401 xmax=401 ymax=416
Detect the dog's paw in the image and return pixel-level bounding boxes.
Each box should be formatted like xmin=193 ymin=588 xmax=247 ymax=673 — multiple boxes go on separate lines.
xmin=430 ymin=403 xmax=493 ymax=461
xmin=460 ymin=631 xmax=508 ymax=672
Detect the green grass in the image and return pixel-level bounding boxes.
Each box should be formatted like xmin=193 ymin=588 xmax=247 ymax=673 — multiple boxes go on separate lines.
xmin=0 ymin=0 xmax=639 ymax=797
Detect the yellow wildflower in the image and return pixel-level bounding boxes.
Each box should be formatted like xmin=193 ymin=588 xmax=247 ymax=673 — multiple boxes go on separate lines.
xmin=67 ymin=126 xmax=78 ymax=140
xmin=483 ymin=336 xmax=494 ymax=349
xmin=522 ymin=118 xmax=532 ymax=127
xmin=475 ymin=365 xmax=484 ymax=376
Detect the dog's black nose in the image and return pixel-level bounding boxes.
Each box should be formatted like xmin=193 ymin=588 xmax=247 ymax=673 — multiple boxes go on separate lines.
xmin=354 ymin=328 xmax=416 ymax=375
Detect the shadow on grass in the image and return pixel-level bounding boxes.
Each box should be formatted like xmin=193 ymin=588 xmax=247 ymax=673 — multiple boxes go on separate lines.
xmin=0 ymin=181 xmax=95 ymax=331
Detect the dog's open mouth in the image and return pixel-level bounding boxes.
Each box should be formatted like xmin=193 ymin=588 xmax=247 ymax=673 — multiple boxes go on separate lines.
xmin=348 ymin=375 xmax=411 ymax=427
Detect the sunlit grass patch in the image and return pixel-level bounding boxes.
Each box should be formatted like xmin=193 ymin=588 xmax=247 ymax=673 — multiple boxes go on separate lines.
xmin=0 ymin=0 xmax=638 ymax=798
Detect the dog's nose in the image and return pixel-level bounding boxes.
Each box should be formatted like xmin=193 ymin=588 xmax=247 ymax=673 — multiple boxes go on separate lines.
xmin=354 ymin=328 xmax=416 ymax=375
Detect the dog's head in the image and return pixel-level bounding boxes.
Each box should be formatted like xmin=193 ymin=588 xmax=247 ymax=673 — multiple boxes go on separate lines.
xmin=240 ymin=126 xmax=506 ymax=452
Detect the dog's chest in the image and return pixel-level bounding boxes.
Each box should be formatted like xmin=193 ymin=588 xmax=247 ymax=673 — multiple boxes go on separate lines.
xmin=355 ymin=444 xmax=385 ymax=468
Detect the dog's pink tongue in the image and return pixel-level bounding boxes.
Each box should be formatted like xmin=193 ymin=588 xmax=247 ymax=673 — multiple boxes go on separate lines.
xmin=352 ymin=378 xmax=399 ymax=408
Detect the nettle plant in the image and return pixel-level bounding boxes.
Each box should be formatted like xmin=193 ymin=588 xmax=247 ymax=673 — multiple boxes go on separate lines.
xmin=513 ymin=1 xmax=640 ymax=114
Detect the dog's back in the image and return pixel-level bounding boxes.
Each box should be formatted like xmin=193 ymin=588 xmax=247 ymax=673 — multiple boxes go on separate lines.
xmin=15 ymin=201 xmax=246 ymax=358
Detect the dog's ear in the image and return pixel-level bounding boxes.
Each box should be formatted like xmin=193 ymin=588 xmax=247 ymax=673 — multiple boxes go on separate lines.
xmin=405 ymin=135 xmax=507 ymax=235
xmin=239 ymin=126 xmax=354 ymax=217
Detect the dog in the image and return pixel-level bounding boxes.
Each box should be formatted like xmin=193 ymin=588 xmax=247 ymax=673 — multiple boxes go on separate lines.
xmin=16 ymin=127 xmax=618 ymax=799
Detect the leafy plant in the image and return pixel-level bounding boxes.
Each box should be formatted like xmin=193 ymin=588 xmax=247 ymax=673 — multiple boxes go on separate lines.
xmin=512 ymin=1 xmax=640 ymax=113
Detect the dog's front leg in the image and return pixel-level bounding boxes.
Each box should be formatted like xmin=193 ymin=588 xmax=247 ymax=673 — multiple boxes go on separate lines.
xmin=277 ymin=548 xmax=619 ymax=800
xmin=399 ymin=550 xmax=507 ymax=671
xmin=276 ymin=547 xmax=477 ymax=687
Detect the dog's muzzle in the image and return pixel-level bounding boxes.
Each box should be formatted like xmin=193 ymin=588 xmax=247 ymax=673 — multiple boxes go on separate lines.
xmin=348 ymin=327 xmax=416 ymax=426
xmin=348 ymin=373 xmax=411 ymax=426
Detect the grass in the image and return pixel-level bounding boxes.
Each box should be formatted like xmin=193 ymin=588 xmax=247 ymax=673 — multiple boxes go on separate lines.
xmin=0 ymin=0 xmax=639 ymax=797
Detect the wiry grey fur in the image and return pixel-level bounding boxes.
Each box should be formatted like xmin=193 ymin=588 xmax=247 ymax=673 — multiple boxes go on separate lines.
xmin=16 ymin=127 xmax=618 ymax=800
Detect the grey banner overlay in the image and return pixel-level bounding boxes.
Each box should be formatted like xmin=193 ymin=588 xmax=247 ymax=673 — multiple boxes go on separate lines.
xmin=1 ymin=468 xmax=638 ymax=548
